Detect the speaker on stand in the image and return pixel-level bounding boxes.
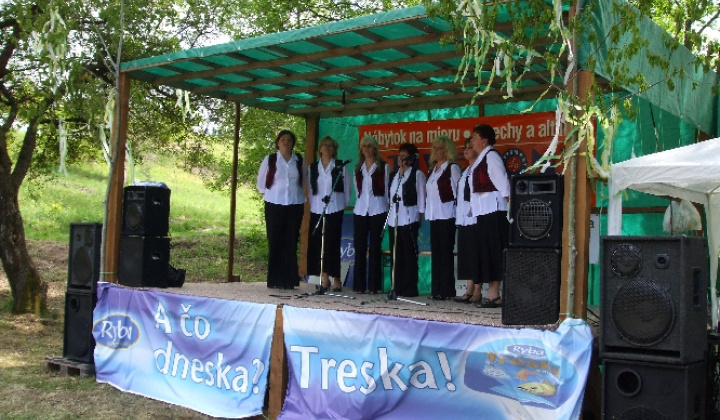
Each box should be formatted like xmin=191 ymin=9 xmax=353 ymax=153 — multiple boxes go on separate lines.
xmin=602 ymin=357 xmax=706 ymax=419
xmin=119 ymin=235 xmax=170 ymax=288
xmin=599 ymin=235 xmax=709 ymax=418
xmin=502 ymin=173 xmax=563 ymax=326
xmin=63 ymin=223 xmax=102 ymax=363
xmin=502 ymin=247 xmax=560 ymax=325
xmin=122 ymin=185 xmax=171 ymax=237
xmin=67 ymin=222 xmax=103 ymax=292
xmin=508 ymin=173 xmax=564 ymax=248
xmin=118 ymin=184 xmax=174 ymax=288
xmin=600 ymin=236 xmax=708 ymax=364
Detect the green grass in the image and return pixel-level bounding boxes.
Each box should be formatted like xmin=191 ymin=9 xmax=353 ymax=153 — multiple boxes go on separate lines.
xmin=18 ymin=155 xmax=269 ymax=284
xmin=20 ymin=156 xmax=264 ymax=241
xmin=1 ymin=155 xmax=271 ymax=418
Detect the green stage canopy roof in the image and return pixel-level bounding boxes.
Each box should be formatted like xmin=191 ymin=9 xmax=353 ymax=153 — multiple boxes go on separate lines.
xmin=120 ymin=5 xmax=566 ymax=119
xmin=121 ymin=4 xmax=718 ymax=135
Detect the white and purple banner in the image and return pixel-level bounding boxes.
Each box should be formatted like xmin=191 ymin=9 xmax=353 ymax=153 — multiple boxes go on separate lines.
xmin=280 ymin=306 xmax=592 ymax=420
xmin=92 ymin=282 xmax=276 ymax=418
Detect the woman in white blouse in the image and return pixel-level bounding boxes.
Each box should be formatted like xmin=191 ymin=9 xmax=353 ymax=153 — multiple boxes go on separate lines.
xmin=256 ymin=129 xmax=306 ymax=290
xmin=352 ymin=135 xmax=389 ymax=294
xmin=425 ymin=135 xmax=461 ymax=300
xmin=306 ymin=136 xmax=351 ymax=292
xmin=454 ymin=138 xmax=482 ymax=304
xmin=469 ymin=124 xmax=511 ymax=308
xmin=388 ymin=142 xmax=426 ymax=297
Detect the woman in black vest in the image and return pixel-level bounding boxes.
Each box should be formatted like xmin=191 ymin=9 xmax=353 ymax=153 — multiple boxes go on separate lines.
xmin=388 ymin=143 xmax=426 ymax=297
xmin=256 ymin=129 xmax=306 ymax=289
xmin=352 ymin=135 xmax=389 ymax=294
xmin=307 ymin=136 xmax=350 ymax=291
xmin=454 ymin=138 xmax=482 ymax=303
xmin=469 ymin=124 xmax=511 ymax=308
xmin=425 ymin=135 xmax=460 ymax=300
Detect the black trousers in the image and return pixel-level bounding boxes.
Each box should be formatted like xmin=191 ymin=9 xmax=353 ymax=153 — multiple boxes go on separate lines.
xmin=353 ymin=212 xmax=387 ymax=293
xmin=389 ymin=222 xmax=420 ymax=297
xmin=430 ymin=218 xmax=456 ymax=298
xmin=307 ymin=211 xmax=344 ymax=278
xmin=265 ymin=202 xmax=304 ymax=289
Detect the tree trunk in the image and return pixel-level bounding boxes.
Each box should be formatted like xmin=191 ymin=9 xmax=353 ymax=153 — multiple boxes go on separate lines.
xmin=0 ymin=144 xmax=48 ymax=315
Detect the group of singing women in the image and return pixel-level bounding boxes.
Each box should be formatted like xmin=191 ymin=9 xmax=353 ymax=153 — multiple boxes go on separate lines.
xmin=256 ymin=123 xmax=510 ymax=309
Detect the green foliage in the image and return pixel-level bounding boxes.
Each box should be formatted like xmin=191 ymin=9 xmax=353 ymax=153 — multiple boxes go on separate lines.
xmin=425 ymin=0 xmax=718 ymax=179
xmin=18 ymin=157 xmax=269 ymax=283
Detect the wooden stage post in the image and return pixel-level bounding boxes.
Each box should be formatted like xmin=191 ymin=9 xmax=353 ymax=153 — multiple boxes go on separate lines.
xmin=267 ymin=305 xmax=287 ymax=418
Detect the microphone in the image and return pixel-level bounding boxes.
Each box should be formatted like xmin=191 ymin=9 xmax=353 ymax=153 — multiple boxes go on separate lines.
xmin=402 ymin=153 xmax=419 ymax=162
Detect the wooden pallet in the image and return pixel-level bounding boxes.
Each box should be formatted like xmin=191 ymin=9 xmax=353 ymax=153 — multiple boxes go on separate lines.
xmin=44 ymin=356 xmax=95 ymax=377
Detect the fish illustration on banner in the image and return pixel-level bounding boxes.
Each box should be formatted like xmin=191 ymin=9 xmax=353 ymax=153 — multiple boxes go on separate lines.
xmin=463 ymin=339 xmax=579 ymax=409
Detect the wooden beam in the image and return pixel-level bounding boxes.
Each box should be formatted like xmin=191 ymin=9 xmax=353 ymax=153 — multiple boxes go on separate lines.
xmin=104 ymin=73 xmax=130 ymax=283
xmin=227 ymin=102 xmax=241 ymax=282
xmin=560 ymin=69 xmax=594 ymax=320
xmin=299 ymin=117 xmax=319 ymax=278
xmin=282 ymin=83 xmax=553 ymax=118
xmin=157 ymin=32 xmax=447 ymax=86
xmin=194 ymin=49 xmax=462 ymax=96
xmin=266 ymin=306 xmax=287 ymax=418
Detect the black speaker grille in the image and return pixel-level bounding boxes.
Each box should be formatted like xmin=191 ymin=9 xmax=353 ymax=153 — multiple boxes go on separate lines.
xmin=611 ymin=244 xmax=643 ymax=278
xmin=502 ymin=248 xmax=560 ymax=325
xmin=615 ymin=406 xmax=670 ymax=420
xmin=611 ymin=279 xmax=674 ymax=347
xmin=124 ymin=202 xmax=144 ymax=231
xmin=516 ymin=198 xmax=553 ymax=240
xmin=63 ymin=290 xmax=96 ymax=363
xmin=68 ymin=223 xmax=102 ymax=290
xmin=72 ymin=248 xmax=93 ymax=286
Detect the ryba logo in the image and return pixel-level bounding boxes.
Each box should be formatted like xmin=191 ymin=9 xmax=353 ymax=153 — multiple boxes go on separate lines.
xmin=93 ymin=314 xmax=141 ymax=349
xmin=506 ymin=344 xmax=546 ymax=359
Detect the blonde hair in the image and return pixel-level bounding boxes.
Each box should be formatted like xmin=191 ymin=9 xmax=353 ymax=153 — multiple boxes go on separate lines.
xmin=356 ymin=135 xmax=384 ymax=171
xmin=317 ymin=135 xmax=338 ymax=158
xmin=430 ymin=135 xmax=458 ymax=166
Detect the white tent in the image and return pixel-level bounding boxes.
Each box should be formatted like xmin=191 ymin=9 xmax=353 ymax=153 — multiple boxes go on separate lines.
xmin=608 ymin=138 xmax=720 ymax=328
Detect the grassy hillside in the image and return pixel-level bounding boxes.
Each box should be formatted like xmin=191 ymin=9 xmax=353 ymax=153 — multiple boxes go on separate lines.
xmin=17 ymin=155 xmax=268 ymax=283
xmin=0 ymin=155 xmax=271 ymax=419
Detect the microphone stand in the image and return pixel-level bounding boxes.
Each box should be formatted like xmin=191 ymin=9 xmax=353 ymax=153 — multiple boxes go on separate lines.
xmin=312 ymin=159 xmax=352 ymax=298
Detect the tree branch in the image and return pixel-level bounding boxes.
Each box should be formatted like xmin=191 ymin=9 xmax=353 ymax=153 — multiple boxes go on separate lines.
xmin=0 ymin=17 xmax=20 ymax=79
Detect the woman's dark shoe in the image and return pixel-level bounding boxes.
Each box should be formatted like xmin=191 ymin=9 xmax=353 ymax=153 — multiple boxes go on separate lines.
xmin=453 ymin=293 xmax=473 ymax=303
xmin=431 ymin=295 xmax=446 ymax=301
xmin=332 ymin=280 xmax=342 ymax=292
xmin=476 ymin=297 xmax=502 ymax=308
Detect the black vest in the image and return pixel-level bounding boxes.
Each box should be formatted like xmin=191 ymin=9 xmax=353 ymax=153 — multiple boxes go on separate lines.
xmin=390 ymin=168 xmax=418 ymax=206
xmin=309 ymin=160 xmax=345 ymax=195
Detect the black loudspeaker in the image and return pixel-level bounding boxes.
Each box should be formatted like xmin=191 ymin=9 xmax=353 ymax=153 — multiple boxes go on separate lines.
xmin=63 ymin=289 xmax=97 ymax=363
xmin=68 ymin=223 xmax=103 ymax=291
xmin=502 ymin=247 xmax=560 ymax=325
xmin=118 ymin=236 xmax=170 ymax=288
xmin=122 ymin=185 xmax=171 ymax=237
xmin=508 ymin=173 xmax=564 ymax=248
xmin=602 ymin=358 xmax=705 ymax=420
xmin=600 ymin=235 xmax=708 ymax=364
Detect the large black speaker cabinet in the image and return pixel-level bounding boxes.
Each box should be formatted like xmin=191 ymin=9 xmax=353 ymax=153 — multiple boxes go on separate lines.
xmin=502 ymin=247 xmax=560 ymax=325
xmin=508 ymin=173 xmax=564 ymax=248
xmin=68 ymin=223 xmax=102 ymax=291
xmin=602 ymin=358 xmax=705 ymax=420
xmin=118 ymin=236 xmax=170 ymax=288
xmin=122 ymin=185 xmax=171 ymax=237
xmin=601 ymin=235 xmax=708 ymax=364
xmin=63 ymin=289 xmax=97 ymax=363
